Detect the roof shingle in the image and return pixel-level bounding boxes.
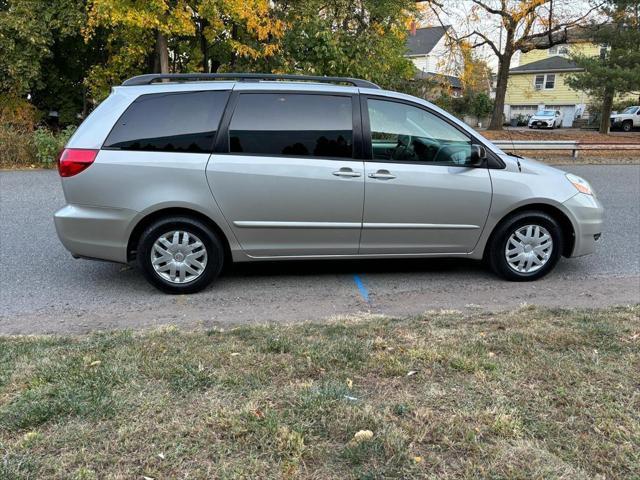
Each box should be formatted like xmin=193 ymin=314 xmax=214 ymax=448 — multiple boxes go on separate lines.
xmin=510 ymin=56 xmax=583 ymax=73
xmin=406 ymin=26 xmax=450 ymax=56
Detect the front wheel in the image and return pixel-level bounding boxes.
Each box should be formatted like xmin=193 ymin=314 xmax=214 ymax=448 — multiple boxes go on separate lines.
xmin=137 ymin=216 xmax=224 ymax=294
xmin=622 ymin=121 xmax=633 ymax=132
xmin=487 ymin=211 xmax=563 ymax=281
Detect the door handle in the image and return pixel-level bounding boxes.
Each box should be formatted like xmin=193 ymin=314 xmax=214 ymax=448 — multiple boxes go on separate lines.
xmin=368 ymin=169 xmax=396 ymax=180
xmin=332 ymin=168 xmax=361 ymax=178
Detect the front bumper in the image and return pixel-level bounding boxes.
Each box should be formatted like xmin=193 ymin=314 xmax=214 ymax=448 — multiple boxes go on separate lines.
xmin=54 ymin=204 xmax=138 ymax=263
xmin=529 ymin=120 xmax=554 ymax=128
xmin=562 ymin=193 xmax=604 ymax=257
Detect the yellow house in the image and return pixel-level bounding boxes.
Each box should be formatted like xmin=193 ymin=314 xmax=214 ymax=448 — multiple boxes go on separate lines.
xmin=504 ymin=42 xmax=602 ymax=127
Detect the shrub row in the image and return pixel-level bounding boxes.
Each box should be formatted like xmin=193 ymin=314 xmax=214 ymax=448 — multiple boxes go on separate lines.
xmin=0 ymin=126 xmax=76 ymax=168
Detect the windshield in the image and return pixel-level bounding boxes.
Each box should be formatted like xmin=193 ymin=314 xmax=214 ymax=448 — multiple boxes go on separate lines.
xmin=621 ymin=106 xmax=639 ymax=114
xmin=535 ymin=110 xmax=555 ymax=117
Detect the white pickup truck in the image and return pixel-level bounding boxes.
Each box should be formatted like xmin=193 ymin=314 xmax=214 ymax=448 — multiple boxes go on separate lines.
xmin=610 ymin=106 xmax=640 ymax=132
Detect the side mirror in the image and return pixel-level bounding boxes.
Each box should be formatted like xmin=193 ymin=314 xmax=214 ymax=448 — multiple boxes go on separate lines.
xmin=467 ymin=144 xmax=487 ymax=167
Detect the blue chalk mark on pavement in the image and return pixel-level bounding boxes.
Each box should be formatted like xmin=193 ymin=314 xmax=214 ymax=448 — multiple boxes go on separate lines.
xmin=353 ymin=274 xmax=370 ymax=303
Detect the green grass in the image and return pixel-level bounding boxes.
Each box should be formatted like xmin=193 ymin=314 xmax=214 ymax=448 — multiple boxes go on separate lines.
xmin=1 ymin=306 xmax=638 ymax=479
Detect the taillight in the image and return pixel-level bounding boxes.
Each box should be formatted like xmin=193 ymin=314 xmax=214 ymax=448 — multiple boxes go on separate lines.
xmin=57 ymin=148 xmax=99 ymax=177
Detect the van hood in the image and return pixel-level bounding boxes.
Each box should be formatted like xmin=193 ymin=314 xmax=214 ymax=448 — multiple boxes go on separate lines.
xmin=499 ymin=153 xmax=566 ymax=176
xmin=517 ymin=155 xmax=566 ymax=175
xmin=610 ymin=113 xmax=628 ymax=119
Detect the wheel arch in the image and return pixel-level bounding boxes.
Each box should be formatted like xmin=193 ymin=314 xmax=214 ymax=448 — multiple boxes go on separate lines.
xmin=127 ymin=207 xmax=233 ymax=264
xmin=483 ymin=203 xmax=576 ymax=259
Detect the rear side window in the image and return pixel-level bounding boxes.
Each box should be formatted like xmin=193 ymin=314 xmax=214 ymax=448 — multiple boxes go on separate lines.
xmin=229 ymin=93 xmax=353 ymax=158
xmin=104 ymin=91 xmax=229 ymax=153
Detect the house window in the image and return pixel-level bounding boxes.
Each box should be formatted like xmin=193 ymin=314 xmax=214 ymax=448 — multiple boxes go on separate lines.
xmin=534 ymin=74 xmax=555 ymax=90
xmin=549 ymin=44 xmax=569 ymax=55
xmin=534 ymin=75 xmax=545 ymax=89
xmin=545 ymin=74 xmax=556 ymax=89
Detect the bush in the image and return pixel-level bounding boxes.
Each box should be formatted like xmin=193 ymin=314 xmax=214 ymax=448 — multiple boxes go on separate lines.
xmin=0 ymin=125 xmax=76 ymax=168
xmin=0 ymin=126 xmax=37 ymax=167
xmin=0 ymin=95 xmax=40 ymax=132
xmin=33 ymin=126 xmax=77 ymax=165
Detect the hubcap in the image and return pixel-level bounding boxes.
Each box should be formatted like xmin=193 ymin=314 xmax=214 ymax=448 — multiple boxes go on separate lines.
xmin=505 ymin=224 xmax=553 ymax=274
xmin=150 ymin=231 xmax=208 ymax=284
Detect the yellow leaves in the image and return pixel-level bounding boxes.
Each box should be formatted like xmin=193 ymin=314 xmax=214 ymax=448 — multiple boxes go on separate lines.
xmin=87 ymin=0 xmax=194 ymax=36
xmin=508 ymin=0 xmax=547 ymax=23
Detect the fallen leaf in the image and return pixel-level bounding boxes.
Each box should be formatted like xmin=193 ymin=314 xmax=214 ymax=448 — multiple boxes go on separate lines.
xmin=157 ymin=453 xmax=165 ymax=460
xmin=407 ymin=370 xmax=418 ymax=376
xmin=230 ymin=352 xmax=241 ymax=356
xmin=346 ymin=378 xmax=353 ymax=389
xmin=413 ymin=456 xmax=423 ymax=463
xmin=253 ymin=409 xmax=265 ymax=419
xmin=353 ymin=430 xmax=374 ymax=442
xmin=89 ymin=360 xmax=101 ymax=367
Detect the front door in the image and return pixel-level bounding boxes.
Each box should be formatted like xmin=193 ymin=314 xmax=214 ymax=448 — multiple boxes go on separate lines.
xmin=359 ymin=97 xmax=492 ymax=254
xmin=207 ymin=92 xmax=364 ymax=257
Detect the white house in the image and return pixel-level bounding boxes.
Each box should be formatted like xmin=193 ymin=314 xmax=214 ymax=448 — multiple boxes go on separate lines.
xmin=405 ymin=25 xmax=463 ymax=96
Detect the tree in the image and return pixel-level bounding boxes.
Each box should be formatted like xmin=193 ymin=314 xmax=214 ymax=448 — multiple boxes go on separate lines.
xmin=568 ymin=0 xmax=640 ymax=133
xmin=424 ymin=0 xmax=602 ymax=130
xmin=84 ymin=0 xmax=196 ymax=99
xmin=270 ymin=0 xmax=417 ymax=89
xmin=84 ymin=0 xmax=286 ymax=99
xmin=0 ymin=0 xmax=103 ymax=125
xmin=459 ymin=40 xmax=492 ymax=94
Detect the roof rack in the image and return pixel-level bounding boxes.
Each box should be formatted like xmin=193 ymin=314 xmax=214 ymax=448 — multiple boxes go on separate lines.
xmin=121 ymin=73 xmax=380 ymax=89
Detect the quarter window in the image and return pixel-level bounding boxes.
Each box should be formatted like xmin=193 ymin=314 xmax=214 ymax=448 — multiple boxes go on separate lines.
xmin=228 ymin=94 xmax=353 ymax=158
xmin=367 ymin=99 xmax=472 ymax=166
xmin=104 ymin=91 xmax=229 ymax=153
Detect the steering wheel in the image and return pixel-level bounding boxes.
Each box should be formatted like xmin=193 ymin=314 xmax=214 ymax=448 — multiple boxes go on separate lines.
xmin=391 ymin=135 xmax=416 ymax=161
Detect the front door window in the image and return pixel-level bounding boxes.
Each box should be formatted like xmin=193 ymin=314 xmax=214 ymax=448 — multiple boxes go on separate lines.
xmin=367 ymin=99 xmax=472 ymax=166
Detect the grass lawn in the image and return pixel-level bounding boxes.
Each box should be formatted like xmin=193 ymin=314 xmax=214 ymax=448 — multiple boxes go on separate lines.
xmin=1 ymin=306 xmax=638 ymax=479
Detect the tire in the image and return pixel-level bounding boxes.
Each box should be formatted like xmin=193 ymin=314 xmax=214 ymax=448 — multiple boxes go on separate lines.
xmin=487 ymin=211 xmax=563 ymax=281
xmin=622 ymin=121 xmax=633 ymax=132
xmin=137 ymin=216 xmax=224 ymax=294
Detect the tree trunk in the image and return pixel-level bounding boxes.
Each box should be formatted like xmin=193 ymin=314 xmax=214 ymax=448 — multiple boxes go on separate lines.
xmin=599 ymin=85 xmax=615 ymax=134
xmin=200 ymin=34 xmax=209 ymax=72
xmin=155 ymin=31 xmax=169 ymax=74
xmin=230 ymin=23 xmax=238 ymax=68
xmin=489 ymin=53 xmax=512 ymax=130
xmin=198 ymin=20 xmax=209 ymax=73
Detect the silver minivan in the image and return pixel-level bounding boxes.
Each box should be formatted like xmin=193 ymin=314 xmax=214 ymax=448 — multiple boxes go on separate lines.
xmin=54 ymin=73 xmax=603 ymax=293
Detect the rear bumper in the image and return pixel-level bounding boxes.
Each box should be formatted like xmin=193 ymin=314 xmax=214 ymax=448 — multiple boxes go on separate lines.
xmin=54 ymin=204 xmax=137 ymax=263
xmin=563 ymin=193 xmax=604 ymax=257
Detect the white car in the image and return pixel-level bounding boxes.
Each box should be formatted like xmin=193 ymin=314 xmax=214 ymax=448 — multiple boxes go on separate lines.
xmin=528 ymin=110 xmax=564 ymax=129
xmin=610 ymin=106 xmax=640 ymax=132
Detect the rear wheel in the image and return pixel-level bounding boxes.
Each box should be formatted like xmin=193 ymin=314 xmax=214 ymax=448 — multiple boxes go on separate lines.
xmin=137 ymin=216 xmax=224 ymax=294
xmin=487 ymin=211 xmax=563 ymax=281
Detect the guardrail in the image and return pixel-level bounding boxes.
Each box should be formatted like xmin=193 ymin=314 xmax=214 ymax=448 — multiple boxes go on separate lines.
xmin=492 ymin=140 xmax=640 ymax=158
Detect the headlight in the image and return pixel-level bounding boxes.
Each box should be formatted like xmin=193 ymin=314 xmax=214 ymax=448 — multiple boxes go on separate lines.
xmin=566 ymin=173 xmax=593 ymax=195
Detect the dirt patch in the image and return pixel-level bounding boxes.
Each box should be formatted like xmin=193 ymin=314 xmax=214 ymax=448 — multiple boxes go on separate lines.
xmin=482 ymin=128 xmax=640 ymax=144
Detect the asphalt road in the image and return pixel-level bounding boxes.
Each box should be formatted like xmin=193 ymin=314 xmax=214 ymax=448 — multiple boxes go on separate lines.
xmin=1 ymin=165 xmax=639 ymax=334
